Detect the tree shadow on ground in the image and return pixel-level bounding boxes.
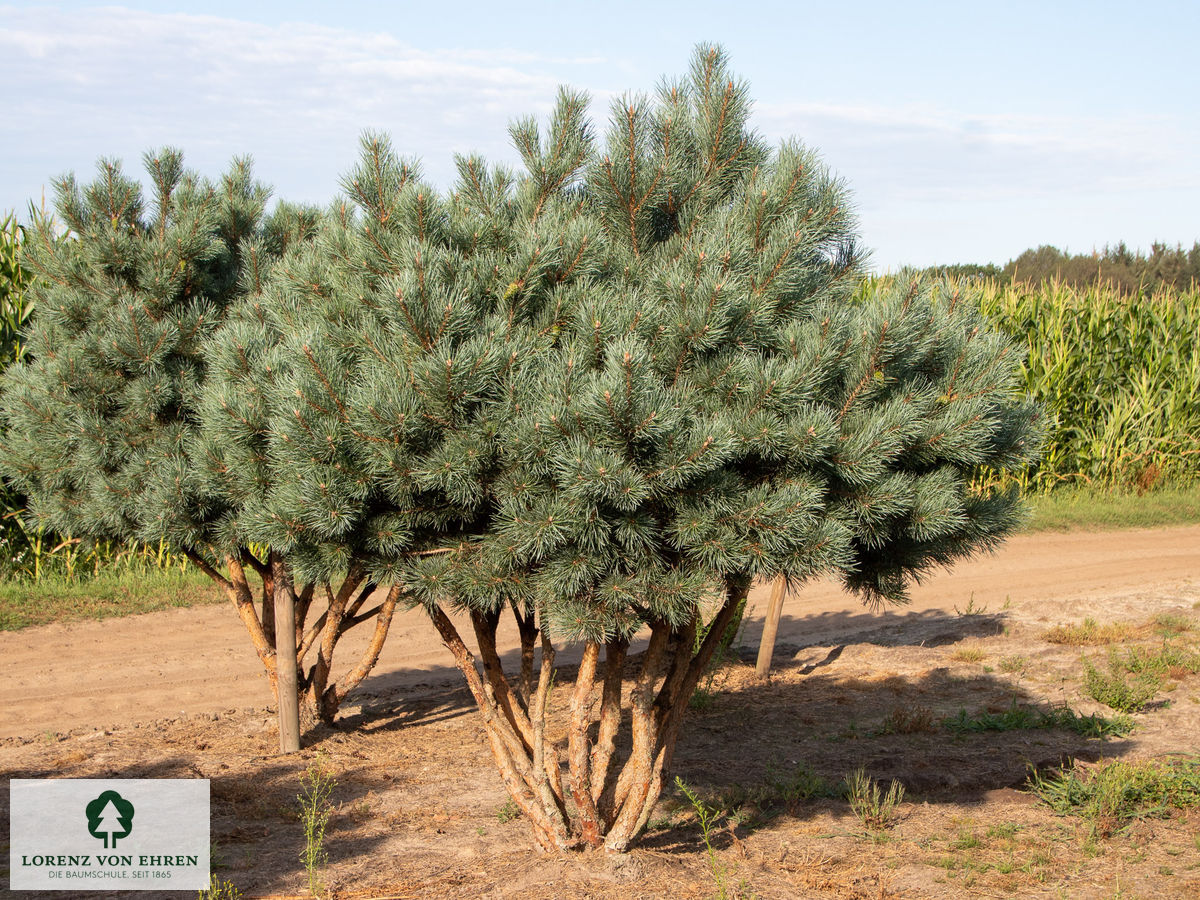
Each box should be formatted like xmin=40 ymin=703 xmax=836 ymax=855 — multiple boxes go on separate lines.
xmin=335 ymin=676 xmax=475 ymax=735
xmin=341 ymin=603 xmax=1111 ymax=858
xmin=735 ymin=604 xmax=1008 ymax=665
xmin=638 ymin=614 xmax=1132 ymax=854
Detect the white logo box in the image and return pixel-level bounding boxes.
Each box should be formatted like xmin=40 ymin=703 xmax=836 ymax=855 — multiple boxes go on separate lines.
xmin=10 ymin=778 xmax=210 ymax=890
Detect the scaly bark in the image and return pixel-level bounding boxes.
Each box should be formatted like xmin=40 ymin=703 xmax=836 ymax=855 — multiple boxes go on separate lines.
xmin=510 ymin=598 xmax=540 ymax=707
xmin=604 ymin=576 xmax=750 ymax=851
xmin=605 ymin=621 xmax=671 ymax=848
xmin=529 ymin=633 xmax=571 ymax=836
xmin=435 ymin=575 xmax=751 ymax=852
xmin=591 ymin=637 xmax=628 ymax=813
xmin=568 ymin=641 xmax=602 ymax=847
xmin=472 ymin=608 xmax=536 ymax=750
xmin=307 ymin=563 xmax=365 ymax=719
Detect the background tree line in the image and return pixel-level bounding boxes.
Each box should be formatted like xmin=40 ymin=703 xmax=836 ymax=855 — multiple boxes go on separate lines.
xmin=924 ymin=241 xmax=1200 ymax=293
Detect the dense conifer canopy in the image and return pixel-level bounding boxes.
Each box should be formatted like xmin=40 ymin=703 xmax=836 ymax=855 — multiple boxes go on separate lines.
xmin=0 ymin=150 xmax=318 ymax=550
xmin=194 ymin=45 xmax=1041 ymax=642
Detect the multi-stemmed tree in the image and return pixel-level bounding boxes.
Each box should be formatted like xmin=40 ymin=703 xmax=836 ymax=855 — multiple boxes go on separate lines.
xmin=218 ymin=45 xmax=1041 ymax=850
xmin=0 ymin=151 xmax=404 ymax=746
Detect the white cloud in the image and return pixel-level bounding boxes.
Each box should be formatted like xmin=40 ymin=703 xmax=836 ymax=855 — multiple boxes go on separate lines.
xmin=747 ymin=97 xmax=1199 ymax=266
xmin=755 ymin=99 xmax=1196 ymax=204
xmin=0 ymin=5 xmax=601 ymax=209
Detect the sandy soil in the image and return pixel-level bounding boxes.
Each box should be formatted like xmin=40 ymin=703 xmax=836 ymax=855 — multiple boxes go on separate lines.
xmin=2 ymin=524 xmax=1199 ymax=898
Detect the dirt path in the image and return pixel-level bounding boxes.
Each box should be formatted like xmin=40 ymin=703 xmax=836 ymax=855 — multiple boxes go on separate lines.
xmin=3 ymin=524 xmax=1198 ymax=740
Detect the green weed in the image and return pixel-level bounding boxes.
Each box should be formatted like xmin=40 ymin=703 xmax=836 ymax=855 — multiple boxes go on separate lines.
xmin=1153 ymin=613 xmax=1194 ymax=637
xmin=1077 ymin=642 xmax=1200 ymax=713
xmin=1082 ymin=656 xmax=1161 ymax=713
xmin=297 ymin=757 xmax=336 ymax=897
xmin=954 ymin=595 xmax=989 ymax=617
xmin=1030 ymin=756 xmax=1200 ymax=836
xmin=496 ymin=799 xmax=521 ymax=823
xmin=950 ymin=829 xmax=982 ymax=850
xmin=763 ymin=761 xmax=832 ymax=810
xmin=676 ymin=776 xmax=737 ymax=900
xmin=998 ymin=654 xmax=1028 ymax=674
xmin=942 ymin=703 xmax=1132 ymax=738
xmin=197 ymin=876 xmax=243 ymax=900
xmin=986 ymin=822 xmax=1022 ymax=839
xmin=1121 ymin=643 xmax=1200 ymax=678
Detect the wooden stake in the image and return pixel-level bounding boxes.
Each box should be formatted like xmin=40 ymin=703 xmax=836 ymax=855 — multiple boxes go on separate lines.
xmin=272 ymin=555 xmax=302 ymax=753
xmin=754 ymin=576 xmax=787 ymax=679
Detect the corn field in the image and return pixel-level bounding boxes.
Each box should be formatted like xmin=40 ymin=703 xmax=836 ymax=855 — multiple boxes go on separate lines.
xmin=0 ymin=214 xmax=32 ymax=366
xmin=865 ymin=276 xmax=1200 ymax=492
xmin=0 ymin=213 xmax=43 ymax=579
xmin=0 ymin=525 xmax=196 ymax=582
xmin=981 ymin=278 xmax=1199 ymax=490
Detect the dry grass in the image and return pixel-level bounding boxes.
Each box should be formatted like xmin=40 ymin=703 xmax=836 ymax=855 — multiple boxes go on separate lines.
xmin=1042 ymin=617 xmax=1137 ymax=646
xmin=876 ymin=705 xmax=938 ymax=735
xmin=950 ymin=645 xmax=988 ymax=663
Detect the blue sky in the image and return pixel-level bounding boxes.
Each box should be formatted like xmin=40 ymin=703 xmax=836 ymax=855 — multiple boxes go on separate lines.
xmin=2 ymin=1 xmax=1196 ymax=270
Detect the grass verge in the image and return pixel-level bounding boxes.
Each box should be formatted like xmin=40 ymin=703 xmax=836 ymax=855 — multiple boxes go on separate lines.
xmin=1024 ymin=483 xmax=1200 ymax=532
xmin=0 ymin=569 xmax=223 ymax=630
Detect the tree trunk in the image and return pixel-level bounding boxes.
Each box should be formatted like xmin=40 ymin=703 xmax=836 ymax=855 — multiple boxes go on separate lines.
xmin=431 ymin=574 xmax=752 ymax=853
xmin=568 ymin=641 xmax=602 ymax=847
xmin=428 ymin=603 xmax=570 ymax=851
xmin=321 ymin=583 xmax=403 ymax=721
xmin=591 ymin=637 xmax=627 ymax=815
xmin=510 ymin=599 xmax=539 ymax=706
xmin=187 ymin=547 xmax=402 ymax=732
xmin=603 ymin=577 xmax=747 ymax=851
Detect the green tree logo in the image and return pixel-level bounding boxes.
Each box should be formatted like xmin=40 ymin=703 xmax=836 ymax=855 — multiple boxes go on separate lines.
xmin=85 ymin=790 xmax=134 ymax=849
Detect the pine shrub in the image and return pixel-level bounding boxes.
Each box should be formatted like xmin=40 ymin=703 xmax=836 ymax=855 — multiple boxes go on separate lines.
xmin=0 ymin=152 xmax=398 ymax=730
xmin=209 ymin=45 xmax=1041 ymax=849
xmin=1 ymin=45 xmax=1042 ymax=847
